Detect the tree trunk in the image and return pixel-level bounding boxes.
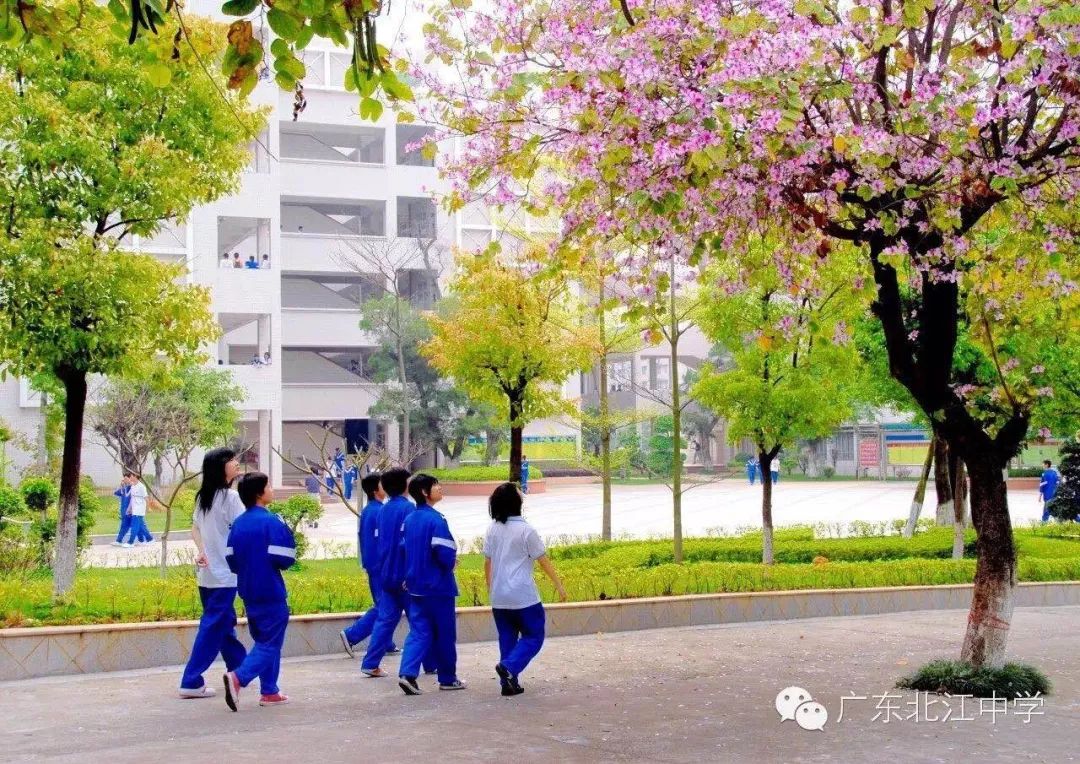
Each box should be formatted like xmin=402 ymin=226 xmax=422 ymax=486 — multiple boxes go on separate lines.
xmin=397 ymin=339 xmax=411 ymax=465
xmin=903 ymin=436 xmax=936 ymax=538
xmin=934 ymin=438 xmax=953 ymax=526
xmin=37 ymin=390 xmax=50 ymax=472
xmin=952 ymin=458 xmax=969 ymax=560
xmin=53 ymin=371 xmax=88 ymax=598
xmin=759 ymin=448 xmax=774 ymax=564
xmin=598 ymin=288 xmax=612 ymax=542
xmin=160 ymin=497 xmax=171 ymax=578
xmin=483 ymin=428 xmax=501 ymax=466
xmin=670 ymin=302 xmax=683 ymax=565
xmin=508 ymin=392 xmax=524 ymax=484
xmin=960 ymin=453 xmax=1016 ymax=668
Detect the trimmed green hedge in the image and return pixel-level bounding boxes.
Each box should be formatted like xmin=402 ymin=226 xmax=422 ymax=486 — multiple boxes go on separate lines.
xmin=426 ymin=465 xmax=543 ymax=482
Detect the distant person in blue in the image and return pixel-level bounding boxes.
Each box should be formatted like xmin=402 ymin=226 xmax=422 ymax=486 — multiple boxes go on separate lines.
xmin=398 ymin=474 xmax=467 ymax=695
xmin=343 ymin=463 xmax=359 ymax=502
xmin=223 ymin=471 xmax=296 ymax=711
xmin=484 ymin=482 xmax=567 ymax=697
xmin=178 ymin=448 xmax=247 ymax=699
xmin=111 ymin=472 xmax=133 ymax=546
xmin=360 ymin=467 xmax=433 ymax=678
xmin=520 ymin=454 xmax=530 ymax=495
xmin=304 ymin=467 xmax=321 ymax=498
xmin=745 ymin=458 xmax=757 ymax=486
xmin=339 ymin=473 xmax=396 ymax=658
xmin=1040 ymin=459 xmax=1061 ymax=522
xmin=333 ymin=447 xmax=346 ymax=478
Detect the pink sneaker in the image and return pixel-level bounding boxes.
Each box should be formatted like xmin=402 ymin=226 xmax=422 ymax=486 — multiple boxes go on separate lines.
xmin=223 ymin=671 xmax=241 ymax=712
xmin=259 ymin=693 xmax=290 ymax=707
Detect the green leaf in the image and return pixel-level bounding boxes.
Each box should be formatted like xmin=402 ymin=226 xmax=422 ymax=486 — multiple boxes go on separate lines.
xmin=275 ymin=71 xmax=296 ymax=90
xmin=359 ymin=97 xmax=383 ymax=122
xmin=267 ymin=8 xmax=302 ymax=40
xmin=221 ymin=0 xmax=260 ymax=16
xmin=381 ymin=72 xmax=413 ymax=101
xmin=147 ymin=63 xmax=172 ymax=88
xmin=270 ymin=38 xmax=291 ymax=58
xmin=850 ymin=6 xmax=871 ymax=23
xmin=295 ymin=25 xmax=314 ymax=50
xmin=273 ymin=52 xmax=305 ymax=80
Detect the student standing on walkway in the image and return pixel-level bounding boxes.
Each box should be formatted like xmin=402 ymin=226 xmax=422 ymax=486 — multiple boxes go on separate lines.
xmin=1041 ymin=459 xmax=1061 ymax=522
xmin=745 ymin=458 xmax=757 ymax=486
xmin=223 ymin=472 xmax=296 ymax=711
xmin=339 ymin=473 xmax=396 ymax=658
xmin=122 ymin=475 xmax=153 ymax=546
xmin=398 ymin=474 xmax=466 ymax=695
xmin=520 ymin=455 xmax=530 ymax=495
xmin=178 ymin=448 xmax=248 ymax=699
xmin=484 ymin=482 xmax=567 ymax=696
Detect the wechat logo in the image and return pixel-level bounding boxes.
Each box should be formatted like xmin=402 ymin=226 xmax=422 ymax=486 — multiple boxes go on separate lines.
xmin=775 ymin=686 xmax=828 ymax=732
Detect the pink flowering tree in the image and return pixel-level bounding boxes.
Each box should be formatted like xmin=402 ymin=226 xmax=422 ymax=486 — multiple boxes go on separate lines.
xmin=415 ymin=0 xmax=1080 ymax=667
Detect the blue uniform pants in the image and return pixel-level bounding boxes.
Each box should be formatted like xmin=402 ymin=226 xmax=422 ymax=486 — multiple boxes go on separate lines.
xmin=399 ymin=595 xmax=457 ymax=685
xmin=115 ymin=512 xmax=132 ymax=543
xmin=343 ymin=571 xmax=396 ymax=651
xmin=235 ymin=602 xmax=290 ymax=696
xmin=746 ymin=467 xmax=756 ymax=485
xmin=493 ymin=602 xmax=545 ymax=678
xmin=180 ymin=587 xmax=248 ymax=690
xmin=771 ymin=470 xmax=779 ymax=485
xmin=123 ymin=516 xmax=153 ymax=543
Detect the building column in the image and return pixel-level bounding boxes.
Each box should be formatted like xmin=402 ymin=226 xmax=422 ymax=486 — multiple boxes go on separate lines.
xmin=257 ymin=314 xmax=271 ymax=357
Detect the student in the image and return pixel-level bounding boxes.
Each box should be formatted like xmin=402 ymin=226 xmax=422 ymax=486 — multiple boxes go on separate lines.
xmin=223 ymin=472 xmax=296 ymax=710
xmin=360 ymin=467 xmax=433 ymax=678
xmin=745 ymin=457 xmax=757 ymax=486
xmin=262 ymin=351 xmax=272 ymax=366
xmin=111 ymin=473 xmax=133 ymax=547
xmin=343 ymin=463 xmax=359 ymax=502
xmin=333 ymin=447 xmax=346 ymax=478
xmin=260 ymin=254 xmax=271 ymax=269
xmin=122 ymin=476 xmax=153 ymax=546
xmin=520 ymin=455 xmax=530 ymax=495
xmin=245 ymin=255 xmax=259 ymax=269
xmin=484 ymin=482 xmax=567 ymax=696
xmin=232 ymin=252 xmax=243 ymax=269
xmin=770 ymin=458 xmax=780 ymax=485
xmin=178 ymin=448 xmax=248 ymax=699
xmin=398 ymin=474 xmax=466 ymax=695
xmin=304 ymin=467 xmax=322 ymax=498
xmin=1041 ymin=459 xmax=1062 ymax=522
xmin=220 ymin=252 xmax=233 ymax=269
xmin=339 ymin=473 xmax=396 ymax=657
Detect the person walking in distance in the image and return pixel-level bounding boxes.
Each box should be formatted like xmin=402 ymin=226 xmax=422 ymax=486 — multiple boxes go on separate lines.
xmin=121 ymin=474 xmax=153 ymax=547
xmin=177 ymin=448 xmax=248 ymax=699
xmin=111 ymin=472 xmax=133 ymax=547
xmin=1040 ymin=459 xmax=1062 ymax=522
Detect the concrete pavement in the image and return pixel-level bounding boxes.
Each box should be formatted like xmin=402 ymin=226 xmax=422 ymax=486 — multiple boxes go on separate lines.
xmin=2 ymin=606 xmax=1076 ymax=762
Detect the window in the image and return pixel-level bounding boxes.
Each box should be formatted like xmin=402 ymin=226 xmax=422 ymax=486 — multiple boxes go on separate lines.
xmin=280 ymin=123 xmax=384 ymax=164
xmin=608 ymin=360 xmax=632 ymax=392
xmin=396 ymin=124 xmax=436 ymax=166
xmin=396 ymin=196 xmax=437 ymax=238
xmin=300 ymin=50 xmax=326 ymax=86
xmin=327 ymin=52 xmax=352 ymax=89
xmin=460 ymin=229 xmax=492 ymax=252
xmin=281 ymin=199 xmax=385 ymax=236
xmin=281 ymin=274 xmax=384 ymax=309
xmin=653 ymin=358 xmax=670 ymax=391
xmin=835 ymin=431 xmax=855 ymax=461
xmin=217 ymin=217 xmax=270 ymax=263
xmin=397 ymin=268 xmax=439 ymax=309
xmin=247 ymin=129 xmax=271 ymax=173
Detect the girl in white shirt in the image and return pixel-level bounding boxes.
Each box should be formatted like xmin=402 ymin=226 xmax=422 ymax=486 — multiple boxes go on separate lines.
xmin=483 ymin=482 xmax=567 ymax=697
xmin=178 ymin=448 xmax=248 ymax=699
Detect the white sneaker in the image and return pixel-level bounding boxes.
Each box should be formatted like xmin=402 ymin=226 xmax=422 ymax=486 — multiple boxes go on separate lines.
xmin=110 ymin=541 xmax=123 ymax=547
xmin=121 ymin=543 xmax=133 ymax=548
xmin=178 ymin=686 xmax=216 ymax=699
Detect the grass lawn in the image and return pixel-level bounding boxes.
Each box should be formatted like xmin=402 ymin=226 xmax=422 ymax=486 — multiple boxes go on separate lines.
xmin=3 ymin=525 xmax=1078 ymax=628
xmin=88 ymin=505 xmax=191 ymax=536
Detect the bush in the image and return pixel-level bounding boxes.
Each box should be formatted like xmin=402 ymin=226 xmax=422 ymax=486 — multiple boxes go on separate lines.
xmin=269 ymin=493 xmax=323 ymax=561
xmin=896 ymin=659 xmax=1051 ymax=699
xmin=0 ymin=483 xmax=26 ymax=524
xmin=20 ymin=477 xmax=57 ymax=514
xmin=1009 ymin=466 xmax=1045 ymax=478
xmin=427 ymin=465 xmax=544 ymax=482
xmin=820 ymin=466 xmax=836 ymax=479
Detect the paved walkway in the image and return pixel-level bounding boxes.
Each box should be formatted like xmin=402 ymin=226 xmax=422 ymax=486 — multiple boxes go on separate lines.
xmin=85 ymin=479 xmax=1046 ymax=568
xmin=2 ymin=606 xmax=1076 ymax=762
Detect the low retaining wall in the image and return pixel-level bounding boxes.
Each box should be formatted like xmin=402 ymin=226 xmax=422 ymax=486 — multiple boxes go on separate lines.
xmin=2 ymin=581 xmax=1077 ymax=682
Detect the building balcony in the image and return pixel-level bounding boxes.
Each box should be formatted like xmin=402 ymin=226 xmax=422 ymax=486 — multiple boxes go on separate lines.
xmin=280 ymin=308 xmax=376 ymax=347
xmin=280 ymin=232 xmax=387 ymax=273
xmin=282 ymin=382 xmax=380 ymax=420
xmin=211 ymin=268 xmax=278 ymax=314
xmin=223 ymin=364 xmax=280 ymax=411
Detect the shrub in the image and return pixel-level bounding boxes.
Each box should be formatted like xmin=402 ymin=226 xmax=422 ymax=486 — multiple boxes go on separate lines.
xmin=1009 ymin=466 xmax=1045 ymax=478
xmin=0 ymin=483 xmax=25 ymax=524
xmin=896 ymin=659 xmax=1051 ymax=699
xmin=427 ymin=465 xmax=544 ymax=482
xmin=19 ymin=477 xmax=57 ymax=514
xmin=269 ymin=493 xmax=323 ymax=560
xmin=820 ymin=466 xmax=836 ymax=479
xmin=0 ymin=524 xmax=41 ymax=575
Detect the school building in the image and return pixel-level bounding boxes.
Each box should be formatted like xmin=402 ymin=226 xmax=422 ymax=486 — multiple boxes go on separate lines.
xmin=0 ymin=1 xmax=580 ymax=489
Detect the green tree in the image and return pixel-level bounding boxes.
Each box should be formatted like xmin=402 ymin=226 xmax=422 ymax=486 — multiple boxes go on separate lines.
xmin=0 ymin=4 xmax=262 ymax=597
xmin=424 ymin=251 xmax=593 ymax=483
xmin=695 ymin=234 xmax=869 ymax=564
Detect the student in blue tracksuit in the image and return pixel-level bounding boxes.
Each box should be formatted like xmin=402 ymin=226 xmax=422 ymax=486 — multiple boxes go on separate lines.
xmin=484 ymin=482 xmax=567 ymax=696
xmin=339 ymin=473 xmax=396 ymax=657
xmin=1040 ymin=459 xmax=1061 ymax=522
xmin=111 ymin=473 xmax=133 ymax=546
xmin=398 ymin=474 xmax=467 ymax=695
xmin=343 ymin=463 xmax=359 ymax=501
xmin=745 ymin=458 xmax=757 ymax=486
xmin=360 ymin=468 xmax=433 ymax=677
xmin=223 ymin=472 xmax=296 ymax=711
xmin=520 ymin=455 xmax=530 ymax=495
xmin=178 ymin=448 xmax=247 ymax=699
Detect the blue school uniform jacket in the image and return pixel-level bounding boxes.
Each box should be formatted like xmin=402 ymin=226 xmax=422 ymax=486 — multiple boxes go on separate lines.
xmin=225 ymin=507 xmax=296 ymax=606
xmin=401 ymin=505 xmax=458 ymax=598
xmin=114 ymin=485 xmax=131 ymax=513
xmin=377 ymin=494 xmax=415 ymax=591
xmin=359 ymin=498 xmax=384 ymax=574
